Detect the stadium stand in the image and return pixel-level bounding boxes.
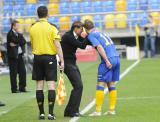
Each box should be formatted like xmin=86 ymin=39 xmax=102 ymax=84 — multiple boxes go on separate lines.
xmin=1 ymin=0 xmax=160 ymax=38
xmin=104 ymin=14 xmax=115 ymax=29
xmin=70 ymin=2 xmax=81 ymax=13
xmin=59 ymin=16 xmax=71 ymax=31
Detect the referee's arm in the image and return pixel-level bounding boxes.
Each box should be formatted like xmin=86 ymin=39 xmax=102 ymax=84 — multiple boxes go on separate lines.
xmin=54 ymin=40 xmax=64 ymax=70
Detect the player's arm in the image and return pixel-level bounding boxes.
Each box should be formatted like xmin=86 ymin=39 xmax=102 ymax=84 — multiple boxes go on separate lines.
xmin=88 ymin=34 xmax=112 ymax=69
xmin=96 ymin=45 xmax=112 ymax=69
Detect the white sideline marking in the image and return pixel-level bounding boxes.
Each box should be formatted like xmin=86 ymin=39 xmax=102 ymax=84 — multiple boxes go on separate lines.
xmin=70 ymin=60 xmax=140 ymax=122
xmin=0 ymin=110 xmax=8 ymax=116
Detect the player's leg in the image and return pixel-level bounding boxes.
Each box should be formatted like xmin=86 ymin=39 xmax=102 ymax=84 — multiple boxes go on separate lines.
xmin=106 ymin=57 xmax=120 ymax=115
xmin=106 ymin=81 xmax=117 ymax=115
xmin=90 ymin=63 xmax=111 ymax=116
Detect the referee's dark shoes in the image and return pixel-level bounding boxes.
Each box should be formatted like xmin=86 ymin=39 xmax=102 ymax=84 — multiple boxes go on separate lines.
xmin=0 ymin=101 xmax=5 ymax=107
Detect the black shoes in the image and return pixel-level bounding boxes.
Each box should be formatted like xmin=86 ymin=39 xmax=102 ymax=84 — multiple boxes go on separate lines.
xmin=12 ymin=90 xmax=20 ymax=93
xmin=64 ymin=112 xmax=83 ymax=117
xmin=0 ymin=101 xmax=5 ymax=107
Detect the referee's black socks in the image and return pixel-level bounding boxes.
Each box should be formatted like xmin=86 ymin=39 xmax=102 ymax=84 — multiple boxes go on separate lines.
xmin=48 ymin=90 xmax=56 ymax=115
xmin=36 ymin=90 xmax=44 ymax=115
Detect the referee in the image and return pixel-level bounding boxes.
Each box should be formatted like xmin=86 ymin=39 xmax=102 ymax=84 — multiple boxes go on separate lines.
xmin=29 ymin=6 xmax=64 ymax=120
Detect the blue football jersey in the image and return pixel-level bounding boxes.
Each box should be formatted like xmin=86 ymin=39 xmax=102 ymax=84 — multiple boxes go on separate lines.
xmin=88 ymin=30 xmax=119 ymax=62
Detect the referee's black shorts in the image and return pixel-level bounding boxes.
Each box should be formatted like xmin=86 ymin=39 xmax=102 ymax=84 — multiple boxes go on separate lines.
xmin=32 ymin=55 xmax=57 ymax=81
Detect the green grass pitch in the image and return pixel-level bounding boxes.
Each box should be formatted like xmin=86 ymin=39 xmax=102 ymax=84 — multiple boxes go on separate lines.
xmin=0 ymin=58 xmax=160 ymax=122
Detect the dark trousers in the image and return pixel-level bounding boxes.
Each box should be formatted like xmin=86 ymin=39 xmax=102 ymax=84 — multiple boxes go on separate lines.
xmin=8 ymin=55 xmax=26 ymax=92
xmin=64 ymin=61 xmax=83 ymax=115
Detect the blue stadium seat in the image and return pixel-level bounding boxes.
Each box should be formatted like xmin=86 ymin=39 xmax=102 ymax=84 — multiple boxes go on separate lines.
xmin=138 ymin=13 xmax=148 ymax=27
xmin=3 ymin=0 xmax=13 ymax=5
xmin=15 ymin=0 xmax=25 ymax=5
xmin=48 ymin=17 xmax=59 ymax=27
xmin=59 ymin=2 xmax=70 ymax=14
xmin=3 ymin=5 xmax=13 ymax=16
xmin=81 ymin=2 xmax=91 ymax=13
xmin=38 ymin=0 xmax=48 ymax=4
xmin=83 ymin=0 xmax=91 ymax=2
xmin=127 ymin=13 xmax=139 ymax=27
xmin=92 ymin=1 xmax=103 ymax=12
xmin=25 ymin=4 xmax=37 ymax=16
xmin=60 ymin=0 xmax=70 ymax=2
xmin=2 ymin=19 xmax=10 ymax=33
xmin=127 ymin=0 xmax=138 ymax=11
xmin=102 ymin=1 xmax=115 ymax=12
xmin=139 ymin=0 xmax=148 ymax=10
xmin=93 ymin=15 xmax=103 ymax=28
xmin=70 ymin=2 xmax=81 ymax=13
xmin=71 ymin=16 xmax=81 ymax=22
xmin=149 ymin=0 xmax=160 ymax=10
xmin=14 ymin=5 xmax=25 ymax=16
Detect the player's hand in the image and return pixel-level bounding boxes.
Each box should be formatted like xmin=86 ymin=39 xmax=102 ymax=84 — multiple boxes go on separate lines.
xmin=106 ymin=60 xmax=112 ymax=69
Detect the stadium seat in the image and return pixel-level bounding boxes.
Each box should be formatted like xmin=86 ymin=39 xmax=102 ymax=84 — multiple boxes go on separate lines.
xmin=48 ymin=17 xmax=59 ymax=27
xmin=70 ymin=2 xmax=81 ymax=13
xmin=25 ymin=4 xmax=36 ymax=16
xmin=81 ymin=15 xmax=93 ymax=23
xmin=150 ymin=12 xmax=160 ymax=25
xmin=93 ymin=15 xmax=103 ymax=28
xmin=81 ymin=2 xmax=92 ymax=13
xmin=60 ymin=0 xmax=70 ymax=2
xmin=16 ymin=18 xmax=24 ymax=33
xmin=115 ymin=0 xmax=126 ymax=11
xmin=14 ymin=5 xmax=25 ymax=16
xmin=138 ymin=12 xmax=148 ymax=27
xmin=26 ymin=0 xmax=37 ymax=4
xmin=115 ymin=14 xmax=127 ymax=28
xmin=59 ymin=17 xmax=71 ymax=31
xmin=49 ymin=0 xmax=59 ymax=2
xmin=3 ymin=5 xmax=13 ymax=16
xmin=139 ymin=0 xmax=148 ymax=10
xmin=3 ymin=0 xmax=13 ymax=5
xmin=127 ymin=0 xmax=138 ymax=11
xmin=59 ymin=2 xmax=70 ymax=14
xmin=71 ymin=0 xmax=81 ymax=1
xmin=71 ymin=16 xmax=81 ymax=22
xmin=102 ymin=1 xmax=115 ymax=12
xmin=15 ymin=0 xmax=25 ymax=5
xmin=48 ymin=3 xmax=59 ymax=16
xmin=127 ymin=13 xmax=139 ymax=27
xmin=2 ymin=19 xmax=10 ymax=33
xmin=38 ymin=0 xmax=48 ymax=4
xmin=104 ymin=14 xmax=115 ymax=29
xmin=148 ymin=0 xmax=160 ymax=10
xmin=92 ymin=1 xmax=103 ymax=13
xmin=24 ymin=18 xmax=36 ymax=32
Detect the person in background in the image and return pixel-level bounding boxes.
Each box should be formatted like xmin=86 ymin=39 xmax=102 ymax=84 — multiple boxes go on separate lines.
xmin=7 ymin=20 xmax=27 ymax=93
xmin=144 ymin=15 xmax=156 ymax=58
